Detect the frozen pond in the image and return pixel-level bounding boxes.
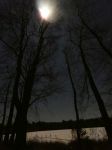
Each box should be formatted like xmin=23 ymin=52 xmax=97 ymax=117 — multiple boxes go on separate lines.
xmin=27 ymin=127 xmax=107 ymax=143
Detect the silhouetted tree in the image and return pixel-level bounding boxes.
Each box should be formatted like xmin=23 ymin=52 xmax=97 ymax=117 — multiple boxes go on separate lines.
xmin=0 ymin=0 xmax=60 ymax=148
xmin=66 ymin=1 xmax=112 ymax=141
xmin=64 ymin=51 xmax=81 ymax=146
xmin=75 ymin=0 xmax=112 ymax=59
xmin=68 ymin=21 xmax=112 ymax=140
xmin=79 ymin=26 xmax=112 ymax=141
xmin=0 ymin=80 xmax=11 ymax=142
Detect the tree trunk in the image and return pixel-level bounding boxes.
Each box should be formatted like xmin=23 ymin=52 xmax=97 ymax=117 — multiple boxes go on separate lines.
xmin=9 ymin=113 xmax=18 ymax=144
xmin=15 ymin=108 xmax=27 ymax=149
xmin=0 ymin=82 xmax=10 ymax=142
xmin=64 ymin=52 xmax=81 ymax=149
xmin=14 ymin=23 xmax=48 ymax=148
xmin=79 ymin=37 xmax=112 ymax=141
xmin=4 ymin=102 xmax=14 ymax=143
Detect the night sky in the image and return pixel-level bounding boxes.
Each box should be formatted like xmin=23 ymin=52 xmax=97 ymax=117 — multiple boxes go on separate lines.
xmin=0 ymin=0 xmax=112 ymax=122
xmin=28 ymin=0 xmax=112 ymax=122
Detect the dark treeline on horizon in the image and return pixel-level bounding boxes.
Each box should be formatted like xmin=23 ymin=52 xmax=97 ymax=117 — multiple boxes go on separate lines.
xmin=27 ymin=118 xmax=112 ymax=132
xmin=1 ymin=117 xmax=112 ymax=133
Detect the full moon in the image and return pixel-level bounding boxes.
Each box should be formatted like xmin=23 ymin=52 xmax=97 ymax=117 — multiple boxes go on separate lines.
xmin=39 ymin=5 xmax=52 ymax=20
xmin=37 ymin=0 xmax=60 ymax=22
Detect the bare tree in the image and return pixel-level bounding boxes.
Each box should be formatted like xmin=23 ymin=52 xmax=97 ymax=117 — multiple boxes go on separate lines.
xmin=0 ymin=0 xmax=61 ymax=147
xmin=74 ymin=0 xmax=112 ymax=59
xmin=64 ymin=51 xmax=81 ymax=150
xmin=64 ymin=51 xmax=81 ymax=149
xmin=79 ymin=26 xmax=112 ymax=141
xmin=68 ymin=19 xmax=112 ymax=140
xmin=65 ymin=0 xmax=112 ymax=141
xmin=0 ymin=80 xmax=11 ymax=142
xmin=79 ymin=14 xmax=112 ymax=59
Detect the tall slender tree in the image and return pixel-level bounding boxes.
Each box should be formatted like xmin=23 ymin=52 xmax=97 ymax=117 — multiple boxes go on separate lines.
xmin=64 ymin=51 xmax=81 ymax=149
xmin=67 ymin=1 xmax=112 ymax=140
xmin=79 ymin=26 xmax=112 ymax=141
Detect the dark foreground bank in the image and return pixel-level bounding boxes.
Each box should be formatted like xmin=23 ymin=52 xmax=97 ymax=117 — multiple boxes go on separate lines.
xmin=0 ymin=139 xmax=112 ymax=150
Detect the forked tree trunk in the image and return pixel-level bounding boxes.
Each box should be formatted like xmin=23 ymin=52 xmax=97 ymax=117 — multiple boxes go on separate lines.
xmin=15 ymin=23 xmax=48 ymax=148
xmin=4 ymin=17 xmax=26 ymax=143
xmin=79 ymin=36 xmax=112 ymax=141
